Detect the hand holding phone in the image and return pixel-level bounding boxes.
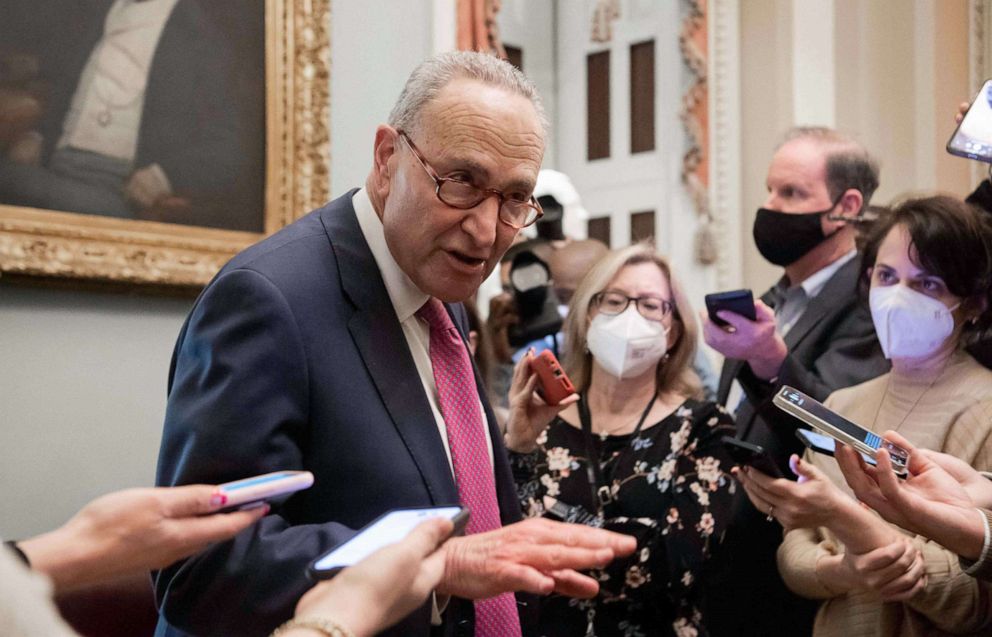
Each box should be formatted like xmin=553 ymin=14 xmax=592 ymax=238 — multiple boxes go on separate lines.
xmin=774 ymin=386 xmax=909 ymax=474
xmin=214 ymin=470 xmax=314 ymax=512
xmin=721 ymin=436 xmax=783 ymax=478
xmin=947 ymin=79 xmax=992 ymax=163
xmin=529 ymin=350 xmax=576 ymax=406
xmin=309 ymin=507 xmax=469 ymax=579
xmin=704 ymin=289 xmax=756 ymax=328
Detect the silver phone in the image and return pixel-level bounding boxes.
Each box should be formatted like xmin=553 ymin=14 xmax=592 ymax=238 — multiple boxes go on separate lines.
xmin=773 ymin=386 xmax=908 ymax=474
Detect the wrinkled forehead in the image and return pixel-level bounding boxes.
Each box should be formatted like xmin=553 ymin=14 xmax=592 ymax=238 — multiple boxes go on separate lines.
xmin=415 ymin=81 xmax=545 ymax=183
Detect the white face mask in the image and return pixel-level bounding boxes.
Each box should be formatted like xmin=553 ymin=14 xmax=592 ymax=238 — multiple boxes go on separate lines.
xmin=869 ymin=285 xmax=959 ymax=360
xmin=586 ymin=307 xmax=669 ymax=379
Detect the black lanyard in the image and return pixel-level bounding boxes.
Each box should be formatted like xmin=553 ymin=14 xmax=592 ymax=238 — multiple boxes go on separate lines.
xmin=577 ymin=391 xmax=658 ymax=515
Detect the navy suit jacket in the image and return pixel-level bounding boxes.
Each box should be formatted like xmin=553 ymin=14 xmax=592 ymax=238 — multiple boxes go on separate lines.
xmin=154 ymin=191 xmax=528 ymax=636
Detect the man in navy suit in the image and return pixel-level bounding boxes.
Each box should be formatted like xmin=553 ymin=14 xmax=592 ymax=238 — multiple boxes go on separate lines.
xmin=153 ymin=51 xmax=634 ymax=637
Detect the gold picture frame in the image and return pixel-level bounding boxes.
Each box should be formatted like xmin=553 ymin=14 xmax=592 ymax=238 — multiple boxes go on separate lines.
xmin=0 ymin=0 xmax=331 ymax=291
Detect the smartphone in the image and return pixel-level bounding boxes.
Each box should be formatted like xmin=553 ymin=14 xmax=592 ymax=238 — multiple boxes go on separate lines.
xmin=947 ymin=79 xmax=992 ymax=163
xmin=721 ymin=436 xmax=783 ymax=478
xmin=308 ymin=506 xmax=469 ymax=579
xmin=214 ymin=470 xmax=314 ymax=512
xmin=529 ymin=349 xmax=576 ymax=406
xmin=773 ymin=386 xmax=909 ymax=474
xmin=796 ymin=429 xmax=868 ymax=462
xmin=705 ymin=289 xmax=756 ymax=327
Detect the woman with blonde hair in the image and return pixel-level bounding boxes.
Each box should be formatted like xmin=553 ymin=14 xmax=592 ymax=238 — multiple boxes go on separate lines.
xmin=505 ymin=243 xmax=736 ymax=636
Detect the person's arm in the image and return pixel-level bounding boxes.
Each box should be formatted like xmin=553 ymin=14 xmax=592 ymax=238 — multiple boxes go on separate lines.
xmin=835 ymin=432 xmax=986 ymax=557
xmin=739 ymin=454 xmax=926 ymax=600
xmin=15 ymin=485 xmax=267 ymax=593
xmin=154 ymin=268 xmax=366 ymax=635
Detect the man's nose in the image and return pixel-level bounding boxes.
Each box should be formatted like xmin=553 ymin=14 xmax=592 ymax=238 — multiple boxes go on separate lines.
xmin=463 ymin=194 xmax=500 ymax=247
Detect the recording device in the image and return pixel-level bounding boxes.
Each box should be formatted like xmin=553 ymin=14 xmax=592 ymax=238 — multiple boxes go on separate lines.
xmin=308 ymin=507 xmax=469 ymax=579
xmin=529 ymin=349 xmax=576 ymax=406
xmin=720 ymin=436 xmax=783 ymax=478
xmin=215 ymin=470 xmax=314 ymax=512
xmin=773 ymin=386 xmax=909 ymax=474
xmin=507 ymin=250 xmax=563 ymax=349
xmin=704 ymin=289 xmax=756 ymax=328
xmin=947 ymin=79 xmax=992 ymax=163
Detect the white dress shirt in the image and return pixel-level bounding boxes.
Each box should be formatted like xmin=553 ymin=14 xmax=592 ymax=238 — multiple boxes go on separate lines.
xmin=58 ymin=0 xmax=181 ymax=161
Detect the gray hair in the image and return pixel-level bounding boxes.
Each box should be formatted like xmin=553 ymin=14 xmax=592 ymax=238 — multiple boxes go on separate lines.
xmin=779 ymin=126 xmax=881 ymax=208
xmin=388 ymin=51 xmax=548 ymax=137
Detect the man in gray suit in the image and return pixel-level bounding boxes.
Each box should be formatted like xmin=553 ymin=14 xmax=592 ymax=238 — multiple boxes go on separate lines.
xmin=701 ymin=127 xmax=889 ymax=636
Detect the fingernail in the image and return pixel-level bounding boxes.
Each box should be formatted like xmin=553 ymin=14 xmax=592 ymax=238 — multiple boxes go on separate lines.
xmin=210 ymin=492 xmax=228 ymax=508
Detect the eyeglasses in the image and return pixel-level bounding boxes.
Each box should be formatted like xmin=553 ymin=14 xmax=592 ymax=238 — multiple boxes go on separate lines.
xmin=592 ymin=290 xmax=674 ymax=322
xmin=397 ymin=130 xmax=543 ymax=229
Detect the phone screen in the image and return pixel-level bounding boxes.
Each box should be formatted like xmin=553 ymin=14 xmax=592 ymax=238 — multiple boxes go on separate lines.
xmin=948 ymin=80 xmax=992 ymax=162
xmin=310 ymin=507 xmax=465 ymax=576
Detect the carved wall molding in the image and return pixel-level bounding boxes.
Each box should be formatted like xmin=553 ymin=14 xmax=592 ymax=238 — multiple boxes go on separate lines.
xmin=0 ymin=0 xmax=332 ymax=290
xmin=707 ymin=0 xmax=743 ymax=290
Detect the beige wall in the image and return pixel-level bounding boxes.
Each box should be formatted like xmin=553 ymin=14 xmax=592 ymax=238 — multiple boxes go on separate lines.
xmin=736 ymin=0 xmax=973 ymax=295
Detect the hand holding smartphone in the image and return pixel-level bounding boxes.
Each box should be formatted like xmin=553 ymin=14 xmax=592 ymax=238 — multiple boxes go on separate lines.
xmin=721 ymin=436 xmax=783 ymax=478
xmin=308 ymin=507 xmax=469 ymax=579
xmin=529 ymin=350 xmax=576 ymax=406
xmin=947 ymin=79 xmax=992 ymax=163
xmin=214 ymin=470 xmax=314 ymax=512
xmin=773 ymin=386 xmax=909 ymax=474
xmin=704 ymin=289 xmax=756 ymax=328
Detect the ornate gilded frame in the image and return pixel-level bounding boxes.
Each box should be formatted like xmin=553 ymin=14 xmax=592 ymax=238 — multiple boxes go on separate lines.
xmin=0 ymin=0 xmax=331 ymax=290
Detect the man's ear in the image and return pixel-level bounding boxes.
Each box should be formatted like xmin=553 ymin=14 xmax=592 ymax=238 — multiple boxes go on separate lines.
xmin=370 ymin=125 xmax=399 ymax=202
xmin=837 ymin=188 xmax=864 ymax=220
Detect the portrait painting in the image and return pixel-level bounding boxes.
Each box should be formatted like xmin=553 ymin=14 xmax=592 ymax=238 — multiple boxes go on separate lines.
xmin=0 ymin=0 xmax=330 ymax=289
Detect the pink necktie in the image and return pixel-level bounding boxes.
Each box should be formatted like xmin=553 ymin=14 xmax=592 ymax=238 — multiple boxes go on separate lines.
xmin=417 ymin=298 xmax=522 ymax=637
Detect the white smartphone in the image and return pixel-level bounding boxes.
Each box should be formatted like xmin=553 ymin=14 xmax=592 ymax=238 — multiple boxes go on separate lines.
xmin=948 ymin=79 xmax=992 ymax=163
xmin=308 ymin=506 xmax=469 ymax=579
xmin=214 ymin=470 xmax=314 ymax=512
xmin=773 ymin=386 xmax=909 ymax=474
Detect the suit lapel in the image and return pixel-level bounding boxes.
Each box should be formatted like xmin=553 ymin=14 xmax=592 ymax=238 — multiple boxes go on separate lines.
xmin=320 ymin=194 xmax=459 ymax=505
xmin=782 ymin=257 xmax=860 ymax=351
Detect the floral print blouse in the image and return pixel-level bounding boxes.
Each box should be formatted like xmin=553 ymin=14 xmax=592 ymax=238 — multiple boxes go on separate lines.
xmin=510 ymin=399 xmax=737 ymax=637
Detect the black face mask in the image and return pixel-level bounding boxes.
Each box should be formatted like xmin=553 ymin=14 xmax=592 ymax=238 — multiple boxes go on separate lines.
xmin=752 ymin=198 xmax=843 ymax=266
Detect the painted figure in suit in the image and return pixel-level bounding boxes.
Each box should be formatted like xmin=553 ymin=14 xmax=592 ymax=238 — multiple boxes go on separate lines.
xmin=699 ymin=127 xmax=890 ymax=637
xmin=153 ymin=51 xmax=634 ymax=637
xmin=0 ymin=0 xmax=264 ymax=231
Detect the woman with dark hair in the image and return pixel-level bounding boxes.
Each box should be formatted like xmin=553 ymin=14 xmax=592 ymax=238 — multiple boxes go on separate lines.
xmin=738 ymin=195 xmax=992 ymax=636
xmin=504 ymin=243 xmax=736 ymax=636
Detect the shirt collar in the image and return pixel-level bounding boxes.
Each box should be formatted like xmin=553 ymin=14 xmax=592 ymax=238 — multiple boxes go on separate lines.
xmin=776 ymin=249 xmax=858 ymax=299
xmin=352 ymin=188 xmax=429 ymax=322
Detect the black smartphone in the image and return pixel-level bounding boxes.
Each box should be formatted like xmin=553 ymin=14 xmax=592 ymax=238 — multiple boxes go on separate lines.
xmin=307 ymin=506 xmax=468 ymax=580
xmin=948 ymin=79 xmax=992 ymax=163
xmin=721 ymin=435 xmax=783 ymax=478
xmin=705 ymin=289 xmax=756 ymax=327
